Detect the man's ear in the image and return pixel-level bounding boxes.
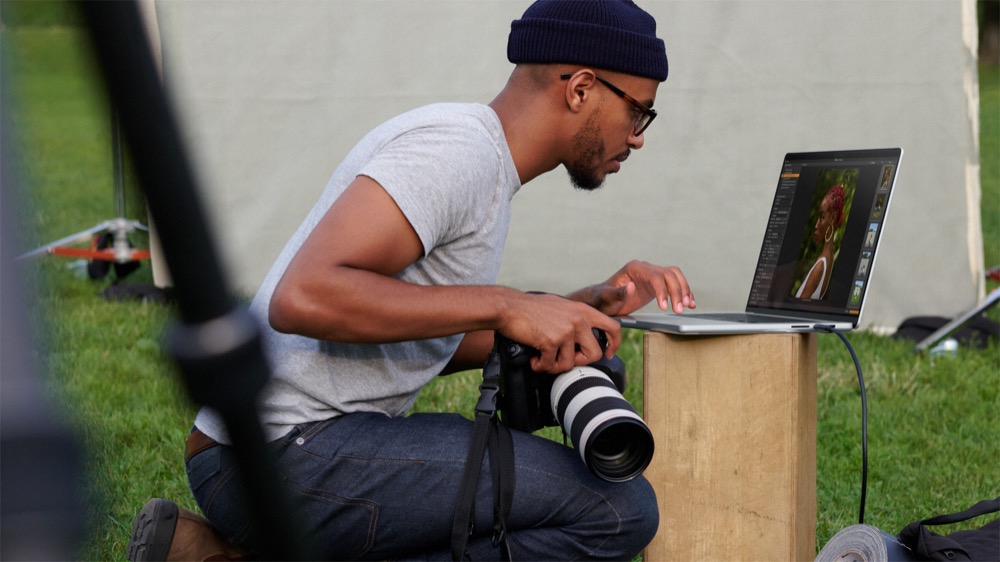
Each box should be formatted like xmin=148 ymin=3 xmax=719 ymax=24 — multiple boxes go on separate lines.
xmin=563 ymin=70 xmax=597 ymax=113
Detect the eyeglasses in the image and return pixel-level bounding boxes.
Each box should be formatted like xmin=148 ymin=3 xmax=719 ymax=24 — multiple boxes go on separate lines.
xmin=560 ymin=72 xmax=657 ymax=136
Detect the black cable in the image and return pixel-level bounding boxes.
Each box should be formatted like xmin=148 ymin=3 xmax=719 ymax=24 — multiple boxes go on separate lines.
xmin=815 ymin=325 xmax=868 ymax=525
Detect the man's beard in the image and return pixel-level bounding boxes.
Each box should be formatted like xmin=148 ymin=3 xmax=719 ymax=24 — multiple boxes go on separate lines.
xmin=566 ymin=113 xmax=606 ymax=191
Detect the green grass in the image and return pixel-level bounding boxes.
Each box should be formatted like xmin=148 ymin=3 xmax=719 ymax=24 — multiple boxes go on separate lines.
xmin=3 ymin=22 xmax=998 ymax=562
xmin=0 ymin=0 xmax=80 ymax=28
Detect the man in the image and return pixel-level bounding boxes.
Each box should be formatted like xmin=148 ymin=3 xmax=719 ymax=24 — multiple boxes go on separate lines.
xmin=128 ymin=1 xmax=695 ymax=560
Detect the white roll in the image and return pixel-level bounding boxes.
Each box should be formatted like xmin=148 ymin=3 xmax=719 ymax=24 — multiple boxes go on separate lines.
xmin=815 ymin=525 xmax=915 ymax=562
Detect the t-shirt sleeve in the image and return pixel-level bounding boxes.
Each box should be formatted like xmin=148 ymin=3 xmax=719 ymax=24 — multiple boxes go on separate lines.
xmin=358 ymin=121 xmax=501 ymax=256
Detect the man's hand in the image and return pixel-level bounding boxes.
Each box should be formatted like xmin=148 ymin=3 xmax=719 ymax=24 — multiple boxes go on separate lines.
xmin=568 ymin=260 xmax=696 ymax=317
xmin=497 ymin=292 xmax=622 ymax=375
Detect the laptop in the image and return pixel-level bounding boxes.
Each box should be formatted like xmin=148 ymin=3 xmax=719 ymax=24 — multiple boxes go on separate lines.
xmin=619 ymin=147 xmax=902 ymax=335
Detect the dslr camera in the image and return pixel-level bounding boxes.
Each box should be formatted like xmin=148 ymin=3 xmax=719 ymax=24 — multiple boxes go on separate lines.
xmin=495 ymin=329 xmax=654 ymax=482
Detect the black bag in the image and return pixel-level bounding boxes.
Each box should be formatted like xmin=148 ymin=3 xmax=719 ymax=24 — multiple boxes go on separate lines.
xmin=897 ymin=497 xmax=1000 ymax=561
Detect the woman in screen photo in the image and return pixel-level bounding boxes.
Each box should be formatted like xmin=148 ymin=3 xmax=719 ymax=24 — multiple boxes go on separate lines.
xmin=791 ymin=175 xmax=853 ymax=300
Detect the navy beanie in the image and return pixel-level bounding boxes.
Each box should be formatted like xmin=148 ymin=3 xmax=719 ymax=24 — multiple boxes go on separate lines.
xmin=507 ymin=0 xmax=669 ymax=82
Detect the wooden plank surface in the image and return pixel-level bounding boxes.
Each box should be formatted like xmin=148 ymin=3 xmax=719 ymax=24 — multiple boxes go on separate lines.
xmin=642 ymin=331 xmax=817 ymax=561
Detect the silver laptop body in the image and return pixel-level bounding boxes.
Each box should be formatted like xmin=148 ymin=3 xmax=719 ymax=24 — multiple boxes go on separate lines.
xmin=620 ymin=147 xmax=902 ymax=335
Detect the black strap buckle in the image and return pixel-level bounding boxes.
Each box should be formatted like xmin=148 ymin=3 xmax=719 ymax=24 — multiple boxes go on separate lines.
xmin=475 ymin=351 xmax=502 ymax=415
xmin=475 ymin=378 xmax=500 ymax=415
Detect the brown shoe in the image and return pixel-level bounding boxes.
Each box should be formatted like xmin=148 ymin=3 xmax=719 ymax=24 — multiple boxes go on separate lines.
xmin=126 ymin=498 xmax=248 ymax=561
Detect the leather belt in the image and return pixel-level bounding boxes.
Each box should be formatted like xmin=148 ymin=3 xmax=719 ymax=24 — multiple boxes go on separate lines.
xmin=185 ymin=428 xmax=220 ymax=463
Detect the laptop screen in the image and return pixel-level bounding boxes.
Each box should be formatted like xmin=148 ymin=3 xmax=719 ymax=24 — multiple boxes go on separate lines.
xmin=745 ymin=148 xmax=902 ymax=323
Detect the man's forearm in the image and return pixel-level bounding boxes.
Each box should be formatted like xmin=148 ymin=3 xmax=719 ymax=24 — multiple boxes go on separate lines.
xmin=269 ymin=266 xmax=521 ymax=344
xmin=440 ymin=330 xmax=494 ymax=375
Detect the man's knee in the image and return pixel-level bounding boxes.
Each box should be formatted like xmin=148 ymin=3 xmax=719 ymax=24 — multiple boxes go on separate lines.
xmin=618 ymin=476 xmax=659 ymax=551
xmin=577 ymin=475 xmax=659 ymax=560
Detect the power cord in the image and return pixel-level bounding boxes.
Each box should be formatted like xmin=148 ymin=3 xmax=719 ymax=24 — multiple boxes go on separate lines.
xmin=814 ymin=325 xmax=868 ymax=525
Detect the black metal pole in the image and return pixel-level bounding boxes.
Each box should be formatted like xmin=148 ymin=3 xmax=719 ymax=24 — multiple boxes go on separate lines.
xmin=74 ymin=2 xmax=313 ymax=558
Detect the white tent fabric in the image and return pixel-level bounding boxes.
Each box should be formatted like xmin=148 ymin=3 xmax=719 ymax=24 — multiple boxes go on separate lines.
xmin=155 ymin=0 xmax=982 ymax=332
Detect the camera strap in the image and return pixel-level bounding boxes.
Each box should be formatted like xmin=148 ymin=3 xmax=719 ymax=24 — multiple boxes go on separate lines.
xmin=451 ymin=348 xmax=515 ymax=562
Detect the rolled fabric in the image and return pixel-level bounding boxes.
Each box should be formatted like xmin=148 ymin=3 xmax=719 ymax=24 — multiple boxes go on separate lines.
xmin=816 ymin=524 xmax=916 ymax=562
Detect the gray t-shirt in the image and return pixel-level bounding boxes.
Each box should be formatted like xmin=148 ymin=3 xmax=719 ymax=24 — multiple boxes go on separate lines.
xmin=195 ymin=103 xmax=521 ymax=442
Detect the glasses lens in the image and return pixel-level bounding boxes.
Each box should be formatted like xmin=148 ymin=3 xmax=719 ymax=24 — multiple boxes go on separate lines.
xmin=634 ymin=114 xmax=651 ymax=136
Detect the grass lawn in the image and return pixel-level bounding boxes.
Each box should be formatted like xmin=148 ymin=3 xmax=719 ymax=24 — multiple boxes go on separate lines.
xmin=3 ymin=16 xmax=998 ymax=562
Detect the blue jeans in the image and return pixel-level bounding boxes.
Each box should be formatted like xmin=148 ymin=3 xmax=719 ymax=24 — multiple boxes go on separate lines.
xmin=187 ymin=412 xmax=658 ymax=561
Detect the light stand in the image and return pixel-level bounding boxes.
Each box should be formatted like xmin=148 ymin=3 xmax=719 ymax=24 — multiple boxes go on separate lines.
xmin=17 ymin=109 xmax=149 ymax=278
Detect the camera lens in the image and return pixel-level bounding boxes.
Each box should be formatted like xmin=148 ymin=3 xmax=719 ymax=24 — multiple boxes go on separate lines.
xmin=550 ymin=367 xmax=654 ymax=482
xmin=586 ymin=419 xmax=654 ymax=481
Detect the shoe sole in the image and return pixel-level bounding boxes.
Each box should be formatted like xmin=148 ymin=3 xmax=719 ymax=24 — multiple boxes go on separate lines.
xmin=126 ymin=498 xmax=179 ymax=562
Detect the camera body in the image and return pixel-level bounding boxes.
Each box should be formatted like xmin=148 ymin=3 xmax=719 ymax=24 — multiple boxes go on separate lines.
xmin=494 ymin=329 xmax=653 ymax=482
xmin=496 ymin=330 xmax=626 ymax=433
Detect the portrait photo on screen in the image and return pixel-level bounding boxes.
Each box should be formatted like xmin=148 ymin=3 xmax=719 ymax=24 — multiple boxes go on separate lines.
xmin=789 ymin=168 xmax=858 ymax=300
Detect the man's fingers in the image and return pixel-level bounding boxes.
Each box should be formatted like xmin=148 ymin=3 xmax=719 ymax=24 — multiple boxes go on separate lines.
xmin=656 ymin=267 xmax=693 ymax=313
xmin=574 ymin=329 xmax=605 ymax=365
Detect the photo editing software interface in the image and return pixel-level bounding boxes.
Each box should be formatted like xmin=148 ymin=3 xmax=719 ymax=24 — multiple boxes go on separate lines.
xmin=747 ymin=151 xmax=898 ymax=317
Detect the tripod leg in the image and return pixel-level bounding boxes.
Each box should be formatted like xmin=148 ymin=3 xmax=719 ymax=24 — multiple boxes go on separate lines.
xmin=914 ymin=288 xmax=1000 ymax=352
